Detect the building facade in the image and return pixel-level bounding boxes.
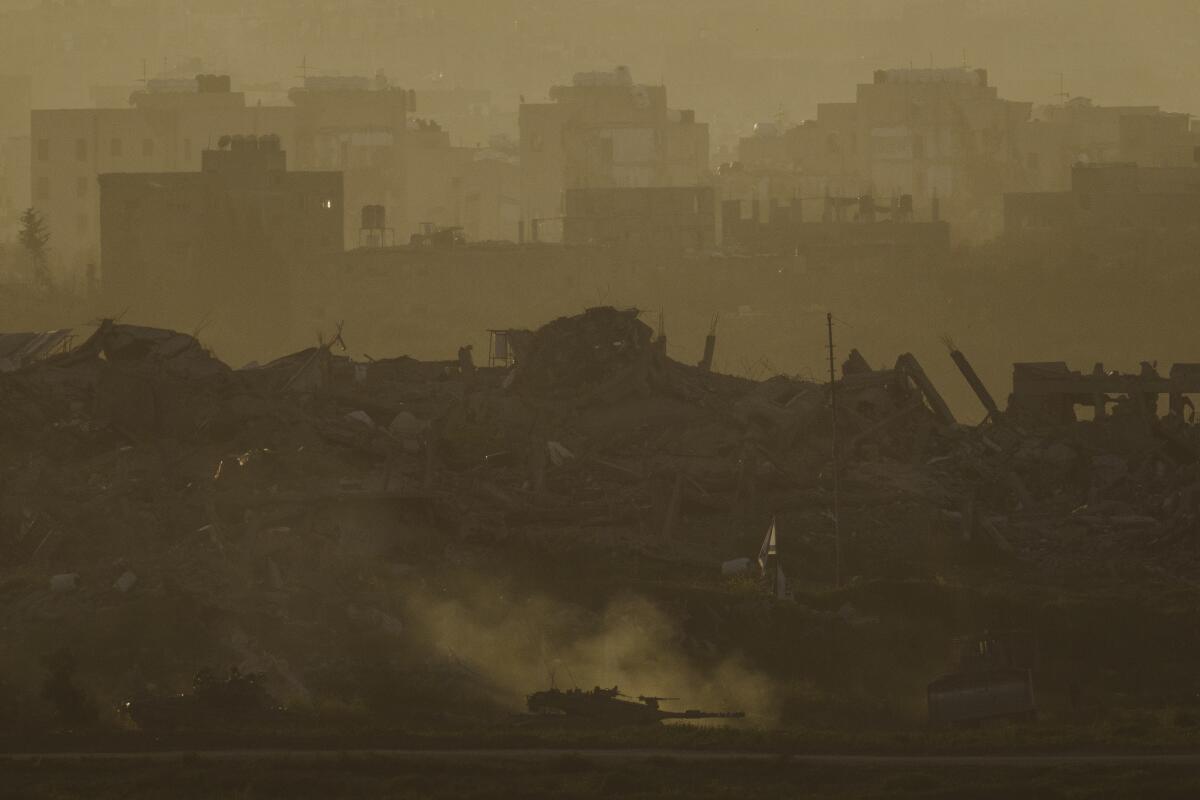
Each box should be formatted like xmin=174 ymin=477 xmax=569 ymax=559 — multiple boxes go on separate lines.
xmin=0 ymin=75 xmax=32 ymax=245
xmin=1014 ymin=97 xmax=1200 ymax=193
xmin=736 ymin=67 xmax=1032 ymax=241
xmin=519 ymin=66 xmax=710 ymax=241
xmin=31 ymin=77 xmax=294 ymax=285
xmin=98 ymin=136 xmax=342 ymax=352
xmin=1005 ymin=162 xmax=1200 ymax=244
xmin=563 ymin=186 xmax=715 ymax=249
xmin=36 ymin=72 xmax=528 ymax=284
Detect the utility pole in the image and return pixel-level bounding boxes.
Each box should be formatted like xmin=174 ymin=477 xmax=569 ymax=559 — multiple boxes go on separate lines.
xmin=826 ymin=312 xmax=842 ymax=588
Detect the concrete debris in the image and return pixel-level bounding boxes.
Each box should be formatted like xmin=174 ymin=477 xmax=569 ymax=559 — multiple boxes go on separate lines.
xmin=0 ymin=329 xmax=74 ymax=372
xmin=4 ymin=311 xmax=1200 ymax=726
xmin=113 ymin=570 xmax=138 ymax=593
xmin=721 ymin=557 xmax=752 ymax=575
xmin=344 ymin=410 xmax=376 ymax=428
xmin=388 ymin=411 xmax=426 ymax=438
xmin=546 ymin=441 xmax=574 ymax=466
xmin=49 ymin=573 xmax=79 ymax=593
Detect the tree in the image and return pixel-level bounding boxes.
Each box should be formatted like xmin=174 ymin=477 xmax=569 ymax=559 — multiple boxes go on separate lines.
xmin=18 ymin=207 xmax=51 ymax=288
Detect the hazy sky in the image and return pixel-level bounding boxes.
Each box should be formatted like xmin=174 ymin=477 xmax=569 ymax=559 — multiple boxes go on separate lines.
xmin=1 ymin=0 xmax=1197 ymax=144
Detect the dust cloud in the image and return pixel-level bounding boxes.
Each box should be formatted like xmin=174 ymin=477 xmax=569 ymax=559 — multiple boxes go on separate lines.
xmin=408 ymin=582 xmax=774 ymax=723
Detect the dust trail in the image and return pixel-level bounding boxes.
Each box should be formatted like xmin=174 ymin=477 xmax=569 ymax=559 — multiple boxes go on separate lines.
xmin=407 ymin=586 xmax=775 ymax=723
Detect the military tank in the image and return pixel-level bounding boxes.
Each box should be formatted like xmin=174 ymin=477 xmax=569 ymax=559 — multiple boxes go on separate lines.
xmin=527 ymin=685 xmax=745 ymax=725
xmin=122 ymin=667 xmax=286 ymax=732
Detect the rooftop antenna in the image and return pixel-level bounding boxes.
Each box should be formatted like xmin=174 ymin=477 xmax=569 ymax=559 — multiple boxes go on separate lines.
xmin=1053 ymin=72 xmax=1069 ymax=104
xmin=826 ymin=312 xmax=842 ymax=588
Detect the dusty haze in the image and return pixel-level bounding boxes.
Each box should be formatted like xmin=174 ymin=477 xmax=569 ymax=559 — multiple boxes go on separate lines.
xmin=2 ymin=0 xmax=1198 ymax=150
xmin=7 ymin=4 xmax=1200 ymax=797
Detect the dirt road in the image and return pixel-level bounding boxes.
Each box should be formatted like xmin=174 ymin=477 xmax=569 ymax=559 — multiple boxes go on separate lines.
xmin=3 ymin=748 xmax=1199 ymax=766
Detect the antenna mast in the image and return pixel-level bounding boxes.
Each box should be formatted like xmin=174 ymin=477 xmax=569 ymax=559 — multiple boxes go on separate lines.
xmin=1054 ymin=72 xmax=1069 ymax=104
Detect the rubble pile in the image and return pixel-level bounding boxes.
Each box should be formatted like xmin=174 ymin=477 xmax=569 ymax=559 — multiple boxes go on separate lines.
xmin=1 ymin=307 xmax=1198 ymax=727
xmin=511 ymin=306 xmax=655 ymax=398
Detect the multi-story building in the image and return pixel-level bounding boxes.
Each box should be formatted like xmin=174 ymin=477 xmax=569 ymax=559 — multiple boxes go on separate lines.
xmin=98 ymin=135 xmax=342 ymax=352
xmin=414 ymin=87 xmax=515 ymax=148
xmin=1015 ymin=97 xmax=1200 ymax=193
xmin=0 ymin=75 xmax=32 ymax=245
xmin=288 ymin=75 xmax=518 ymax=245
xmin=741 ymin=76 xmax=1200 ymax=245
xmin=0 ymin=75 xmax=31 ymax=141
xmin=1005 ymin=161 xmax=1200 ymax=242
xmin=36 ymin=71 xmax=523 ymax=283
xmin=286 ymin=74 xmax=413 ymax=248
xmin=457 ymin=150 xmax=521 ymax=243
xmin=31 ymin=76 xmax=293 ymax=285
xmin=519 ymin=66 xmax=710 ymax=241
xmin=736 ymin=67 xmax=1032 ymax=241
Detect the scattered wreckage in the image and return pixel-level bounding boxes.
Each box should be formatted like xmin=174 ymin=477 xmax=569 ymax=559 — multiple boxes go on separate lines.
xmin=2 ymin=306 xmax=1200 ymax=728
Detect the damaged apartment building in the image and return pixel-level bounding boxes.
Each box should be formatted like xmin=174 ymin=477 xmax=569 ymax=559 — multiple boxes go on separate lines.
xmin=519 ymin=66 xmax=710 ymax=245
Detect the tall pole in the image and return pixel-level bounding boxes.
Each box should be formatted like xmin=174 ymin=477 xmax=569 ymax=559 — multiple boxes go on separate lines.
xmin=826 ymin=313 xmax=842 ymax=588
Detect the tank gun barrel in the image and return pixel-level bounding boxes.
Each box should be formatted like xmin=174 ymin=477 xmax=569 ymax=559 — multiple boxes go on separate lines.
xmin=662 ymin=710 xmax=746 ymax=720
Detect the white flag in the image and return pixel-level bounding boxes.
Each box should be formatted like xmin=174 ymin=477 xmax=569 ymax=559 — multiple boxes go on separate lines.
xmin=757 ymin=517 xmax=777 ymax=572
